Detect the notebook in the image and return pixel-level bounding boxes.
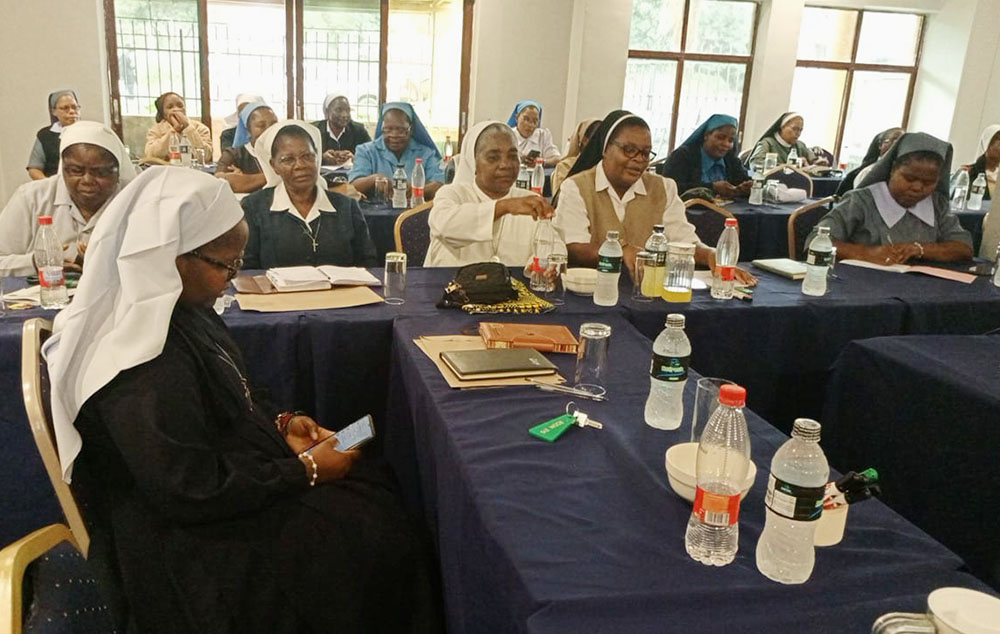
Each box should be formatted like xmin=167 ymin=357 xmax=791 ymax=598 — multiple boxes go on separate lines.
xmin=751 ymin=258 xmax=808 ymax=280
xmin=439 ymin=348 xmax=558 ymax=380
xmin=478 ymin=322 xmax=579 ymax=354
xmin=839 ymin=260 xmax=977 ymax=284
xmin=234 ymin=266 xmax=381 ymax=293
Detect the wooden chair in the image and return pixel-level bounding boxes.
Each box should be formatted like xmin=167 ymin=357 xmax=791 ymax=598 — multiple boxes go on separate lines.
xmin=393 ymin=201 xmax=434 ymax=265
xmin=684 ymin=198 xmax=735 ymax=247
xmin=763 ymin=164 xmax=814 ymax=197
xmin=787 ymin=196 xmax=836 ymax=260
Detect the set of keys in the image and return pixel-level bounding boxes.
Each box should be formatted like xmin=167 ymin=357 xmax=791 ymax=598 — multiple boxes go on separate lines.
xmin=528 ymin=402 xmax=603 ymax=442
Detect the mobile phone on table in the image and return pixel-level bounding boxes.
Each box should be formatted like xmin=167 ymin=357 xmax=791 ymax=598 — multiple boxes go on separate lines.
xmin=304 ymin=414 xmax=375 ymax=454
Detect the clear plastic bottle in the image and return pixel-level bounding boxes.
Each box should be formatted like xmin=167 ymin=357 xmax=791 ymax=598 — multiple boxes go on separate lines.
xmin=531 ymin=158 xmax=545 ymax=195
xmin=33 ymin=216 xmax=70 ymax=309
xmin=178 ymin=133 xmax=192 ymax=167
xmin=968 ymin=172 xmax=987 ymax=211
xmin=530 ymin=219 xmax=556 ymax=293
xmin=642 ymin=225 xmax=668 ymax=297
xmin=411 ymin=158 xmax=426 ymax=206
xmin=594 ymin=230 xmax=622 ymax=307
xmin=644 ymin=313 xmax=690 ymax=430
xmin=950 ymin=167 xmax=969 ymax=211
xmin=391 ymin=163 xmax=408 ymax=209
xmin=516 ymin=165 xmax=531 ymax=190
xmin=749 ymin=174 xmax=764 ymax=205
xmin=662 ymin=242 xmax=695 ymax=302
xmin=756 ymin=418 xmax=829 ymax=584
xmin=711 ymin=218 xmax=740 ymax=300
xmin=685 ymin=384 xmax=751 ymax=566
xmin=787 ymin=147 xmax=799 ymax=167
xmin=444 ymin=135 xmax=454 ymax=162
xmin=802 ymin=226 xmax=833 ymax=297
xmin=168 ymin=132 xmax=182 ymax=166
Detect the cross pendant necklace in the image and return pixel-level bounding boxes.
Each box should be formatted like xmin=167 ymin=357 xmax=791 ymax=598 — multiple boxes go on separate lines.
xmin=214 ymin=342 xmax=252 ymax=407
xmin=301 ymin=216 xmax=322 ymax=253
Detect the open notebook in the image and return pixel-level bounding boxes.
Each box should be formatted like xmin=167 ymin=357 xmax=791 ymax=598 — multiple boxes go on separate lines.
xmin=233 ymin=266 xmax=380 ymax=293
xmin=840 ymin=259 xmax=977 ymax=284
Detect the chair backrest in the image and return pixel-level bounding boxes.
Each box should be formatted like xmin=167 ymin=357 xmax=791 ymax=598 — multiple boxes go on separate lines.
xmin=393 ymin=201 xmax=433 ymax=265
xmin=787 ymin=196 xmax=836 ymax=259
xmin=738 ymin=148 xmax=752 ymax=164
xmin=20 ymin=319 xmax=89 ymax=557
xmin=763 ymin=164 xmax=814 ymax=197
xmin=684 ymin=198 xmax=735 ymax=247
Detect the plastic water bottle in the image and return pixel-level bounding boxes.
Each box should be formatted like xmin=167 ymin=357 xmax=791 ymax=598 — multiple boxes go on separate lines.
xmin=33 ymin=216 xmax=70 ymax=309
xmin=968 ymin=172 xmax=986 ymax=211
xmin=411 ymin=158 xmax=426 ymax=206
xmin=444 ymin=135 xmax=454 ymax=162
xmin=391 ymin=163 xmax=408 ymax=209
xmin=711 ymin=218 xmax=739 ymax=300
xmin=950 ymin=167 xmax=969 ymax=211
xmin=530 ymin=219 xmax=555 ymax=293
xmin=756 ymin=418 xmax=829 ymax=584
xmin=749 ymin=174 xmax=764 ymax=205
xmin=168 ymin=132 xmax=182 ymax=166
xmin=787 ymin=147 xmax=798 ymax=166
xmin=594 ymin=230 xmax=622 ymax=306
xmin=993 ymin=243 xmax=1000 ymax=289
xmin=516 ymin=165 xmax=531 ymax=190
xmin=802 ymin=226 xmax=833 ymax=297
xmin=642 ymin=225 xmax=668 ymax=297
xmin=531 ymin=158 xmax=545 ymax=195
xmin=644 ymin=313 xmax=690 ymax=429
xmin=179 ymin=134 xmax=192 ymax=167
xmin=685 ymin=384 xmax=751 ymax=566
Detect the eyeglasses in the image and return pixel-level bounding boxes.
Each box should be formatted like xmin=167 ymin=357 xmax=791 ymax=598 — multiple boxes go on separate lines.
xmin=55 ymin=104 xmax=80 ymax=112
xmin=275 ymin=152 xmax=317 ymax=168
xmin=382 ymin=125 xmax=411 ymax=135
xmin=186 ymin=250 xmax=244 ymax=280
xmin=63 ymin=164 xmax=119 ymax=179
xmin=610 ymin=142 xmax=656 ymax=162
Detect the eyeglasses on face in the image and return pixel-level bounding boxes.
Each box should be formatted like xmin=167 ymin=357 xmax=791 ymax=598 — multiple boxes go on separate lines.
xmin=63 ymin=164 xmax=119 ymax=179
xmin=610 ymin=142 xmax=656 ymax=162
xmin=55 ymin=104 xmax=80 ymax=112
xmin=186 ymin=249 xmax=244 ymax=280
xmin=275 ymin=152 xmax=317 ymax=168
xmin=382 ymin=125 xmax=411 ymax=135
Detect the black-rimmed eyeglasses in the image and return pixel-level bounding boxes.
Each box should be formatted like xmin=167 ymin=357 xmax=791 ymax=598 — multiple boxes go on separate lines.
xmin=186 ymin=250 xmax=243 ymax=280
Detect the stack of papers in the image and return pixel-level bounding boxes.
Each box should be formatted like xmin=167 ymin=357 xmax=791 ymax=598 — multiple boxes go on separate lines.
xmin=264 ymin=266 xmax=381 ymax=292
xmin=1 ymin=285 xmax=76 ymax=306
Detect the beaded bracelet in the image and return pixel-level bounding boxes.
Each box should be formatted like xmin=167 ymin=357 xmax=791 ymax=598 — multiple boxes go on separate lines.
xmin=913 ymin=242 xmax=925 ymax=258
xmin=299 ymin=452 xmax=318 ymax=487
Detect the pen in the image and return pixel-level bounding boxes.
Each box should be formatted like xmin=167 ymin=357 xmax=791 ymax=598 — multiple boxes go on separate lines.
xmin=526 ymin=378 xmax=608 ymax=402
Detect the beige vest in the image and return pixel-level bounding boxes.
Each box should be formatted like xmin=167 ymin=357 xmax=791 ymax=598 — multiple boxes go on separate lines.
xmin=569 ymin=168 xmax=667 ymax=247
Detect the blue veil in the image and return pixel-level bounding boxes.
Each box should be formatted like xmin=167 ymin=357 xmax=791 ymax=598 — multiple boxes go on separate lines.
xmin=232 ymin=101 xmax=270 ymax=149
xmin=507 ymin=100 xmax=543 ymax=127
xmin=679 ymin=113 xmax=738 ymax=148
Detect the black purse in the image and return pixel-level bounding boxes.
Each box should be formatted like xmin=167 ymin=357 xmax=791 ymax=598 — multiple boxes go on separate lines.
xmin=437 ymin=262 xmax=518 ymax=308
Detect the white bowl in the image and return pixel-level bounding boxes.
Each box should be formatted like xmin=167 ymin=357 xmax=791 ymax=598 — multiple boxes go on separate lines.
xmin=564 ymin=267 xmax=598 ymax=295
xmin=665 ymin=442 xmax=757 ymax=503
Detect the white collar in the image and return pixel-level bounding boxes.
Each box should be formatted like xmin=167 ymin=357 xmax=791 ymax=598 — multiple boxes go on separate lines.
xmin=270 ymin=182 xmax=336 ymax=224
xmin=50 ymin=121 xmax=65 ymax=133
xmin=773 ymin=133 xmax=791 ymax=148
xmin=595 ymin=161 xmax=646 ymax=204
xmin=869 ymin=181 xmax=935 ymax=229
xmin=327 ymin=121 xmax=345 ymax=141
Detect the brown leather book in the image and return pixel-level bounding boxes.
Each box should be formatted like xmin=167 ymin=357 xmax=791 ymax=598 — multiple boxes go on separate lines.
xmin=478 ymin=322 xmax=579 ymax=354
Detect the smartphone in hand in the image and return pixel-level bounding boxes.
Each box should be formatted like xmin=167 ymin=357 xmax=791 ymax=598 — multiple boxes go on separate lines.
xmin=304 ymin=414 xmax=375 ymax=454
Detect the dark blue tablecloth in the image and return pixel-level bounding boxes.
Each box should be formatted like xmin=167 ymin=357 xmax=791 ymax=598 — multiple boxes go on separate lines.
xmin=386 ymin=313 xmax=994 ymax=633
xmin=823 ymin=335 xmax=1000 ymax=589
xmin=811 ymin=175 xmax=842 ymax=198
xmin=725 ymin=198 xmax=824 ymax=260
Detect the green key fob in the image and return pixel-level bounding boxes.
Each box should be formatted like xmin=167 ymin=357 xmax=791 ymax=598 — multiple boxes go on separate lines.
xmin=529 ymin=414 xmax=576 ymax=442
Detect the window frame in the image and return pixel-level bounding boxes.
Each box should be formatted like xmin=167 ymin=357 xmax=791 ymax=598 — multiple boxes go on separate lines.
xmin=795 ymin=7 xmax=926 ymax=163
xmin=626 ymin=0 xmax=760 ymax=152
xmin=103 ymin=0 xmax=474 ymax=142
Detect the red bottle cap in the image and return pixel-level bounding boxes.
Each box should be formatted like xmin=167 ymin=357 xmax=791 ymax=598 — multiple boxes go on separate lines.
xmin=536 ymin=158 xmax=543 ymax=164
xmin=718 ymin=384 xmax=746 ymax=407
xmin=38 ymin=216 xmax=53 ymax=225
xmin=724 ymin=218 xmax=737 ymax=227
xmin=415 ymin=158 xmax=423 ymax=163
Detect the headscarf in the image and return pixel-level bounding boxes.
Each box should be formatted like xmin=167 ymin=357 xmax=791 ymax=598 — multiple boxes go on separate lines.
xmin=754 ymin=111 xmax=802 ymax=148
xmin=43 ymin=167 xmax=245 ymax=481
xmin=679 ymin=113 xmax=739 ymax=149
xmin=48 ymin=90 xmax=78 ymax=124
xmin=225 ymin=93 xmax=265 ymax=127
xmin=565 ymin=110 xmax=646 ymax=181
xmin=323 ymin=93 xmax=348 ymax=113
xmin=453 ymin=120 xmax=513 ymax=185
xmin=857 ymin=131 xmax=953 ymax=197
xmin=232 ymin=102 xmax=270 ymax=150
xmin=254 ymin=119 xmax=325 ymax=189
xmin=374 ymin=102 xmax=440 ymax=160
xmin=976 ymin=124 xmax=1000 ymax=158
xmin=860 ymin=128 xmax=904 ymax=167
xmin=566 ymin=118 xmax=601 ymax=159
xmin=506 ymin=100 xmax=543 ymax=127
xmin=58 ymin=120 xmax=138 ymax=185
xmin=154 ymin=92 xmax=182 ymax=123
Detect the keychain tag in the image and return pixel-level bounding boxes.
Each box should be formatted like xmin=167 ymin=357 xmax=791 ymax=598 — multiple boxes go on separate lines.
xmin=529 ymin=414 xmax=576 ymax=442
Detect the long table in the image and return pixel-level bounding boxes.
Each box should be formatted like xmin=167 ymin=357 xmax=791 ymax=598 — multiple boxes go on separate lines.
xmin=822 ymin=334 xmax=1000 ymax=589
xmin=386 ymin=312 xmax=994 ymax=633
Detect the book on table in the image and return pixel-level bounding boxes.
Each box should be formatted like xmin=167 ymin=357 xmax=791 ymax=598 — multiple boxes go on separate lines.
xmin=439 ymin=348 xmax=558 ymax=380
xmin=750 ymin=258 xmax=808 ymax=280
xmin=839 ymin=259 xmax=977 ymax=284
xmin=478 ymin=322 xmax=579 ymax=354
xmin=233 ymin=266 xmax=381 ymax=293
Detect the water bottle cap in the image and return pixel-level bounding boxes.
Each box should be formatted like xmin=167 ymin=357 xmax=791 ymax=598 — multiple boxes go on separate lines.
xmin=606 ymin=230 xmax=620 ymax=240
xmin=724 ymin=218 xmax=737 ymax=227
xmin=535 ymin=158 xmax=543 ymax=164
xmin=817 ymin=226 xmax=831 ymax=235
xmin=396 ymin=163 xmax=404 ymax=168
xmin=718 ymin=384 xmax=746 ymax=407
xmin=38 ymin=216 xmax=53 ymax=225
xmin=415 ymin=158 xmax=423 ymax=163
xmin=665 ymin=313 xmax=685 ymax=328
xmin=791 ymin=418 xmax=821 ymax=441
xmin=653 ymin=224 xmax=664 ymax=232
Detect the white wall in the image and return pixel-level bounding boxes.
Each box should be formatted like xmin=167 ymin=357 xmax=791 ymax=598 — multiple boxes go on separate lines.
xmin=0 ymin=0 xmax=109 ymax=203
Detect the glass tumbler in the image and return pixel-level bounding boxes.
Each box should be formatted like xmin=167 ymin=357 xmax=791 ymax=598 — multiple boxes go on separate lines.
xmin=384 ymin=252 xmax=407 ymax=305
xmin=574 ymin=323 xmax=612 ymax=396
xmin=633 ymin=251 xmax=657 ymax=301
xmin=663 ymin=242 xmax=695 ymax=303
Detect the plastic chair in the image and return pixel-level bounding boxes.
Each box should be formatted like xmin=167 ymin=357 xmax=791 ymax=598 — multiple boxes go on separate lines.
xmin=763 ymin=164 xmax=814 ymax=197
xmin=787 ymin=196 xmax=836 ymax=260
xmin=684 ymin=198 xmax=735 ymax=248
xmin=393 ymin=201 xmax=434 ymax=265
xmin=738 ymin=148 xmax=752 ymax=164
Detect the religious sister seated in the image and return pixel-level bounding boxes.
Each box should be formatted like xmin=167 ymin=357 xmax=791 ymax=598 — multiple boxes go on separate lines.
xmin=657 ymin=113 xmax=751 ymax=199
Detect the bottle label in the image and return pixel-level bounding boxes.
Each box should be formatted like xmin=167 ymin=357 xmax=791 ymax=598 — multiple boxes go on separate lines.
xmin=39 ymin=266 xmax=64 ymax=288
xmin=596 ymin=254 xmax=621 ymax=274
xmin=763 ymin=474 xmax=825 ymax=522
xmin=394 ymin=177 xmax=407 ymax=190
xmin=717 ymin=265 xmax=735 ymax=282
xmin=693 ymin=487 xmax=741 ymax=526
xmin=806 ymin=248 xmax=833 ymax=267
xmin=412 ymin=186 xmax=424 ymax=198
xmin=653 ymin=250 xmax=666 ymax=267
xmin=650 ymin=353 xmax=689 ymax=381
xmin=531 ymin=186 xmax=543 ymax=194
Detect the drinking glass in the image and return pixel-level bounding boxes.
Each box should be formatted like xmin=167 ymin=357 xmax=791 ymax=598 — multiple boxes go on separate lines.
xmin=546 ymin=252 xmax=567 ymax=305
xmin=384 ymin=252 xmax=407 ymax=305
xmin=574 ymin=323 xmax=611 ymax=396
xmin=690 ymin=377 xmax=735 ymax=442
xmin=764 ymin=152 xmax=778 ymax=171
xmin=632 ymin=251 xmax=657 ymax=302
xmin=0 ymin=276 xmax=5 ymax=317
xmin=192 ymin=148 xmax=206 ymax=169
xmin=372 ymin=176 xmax=389 ymax=205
